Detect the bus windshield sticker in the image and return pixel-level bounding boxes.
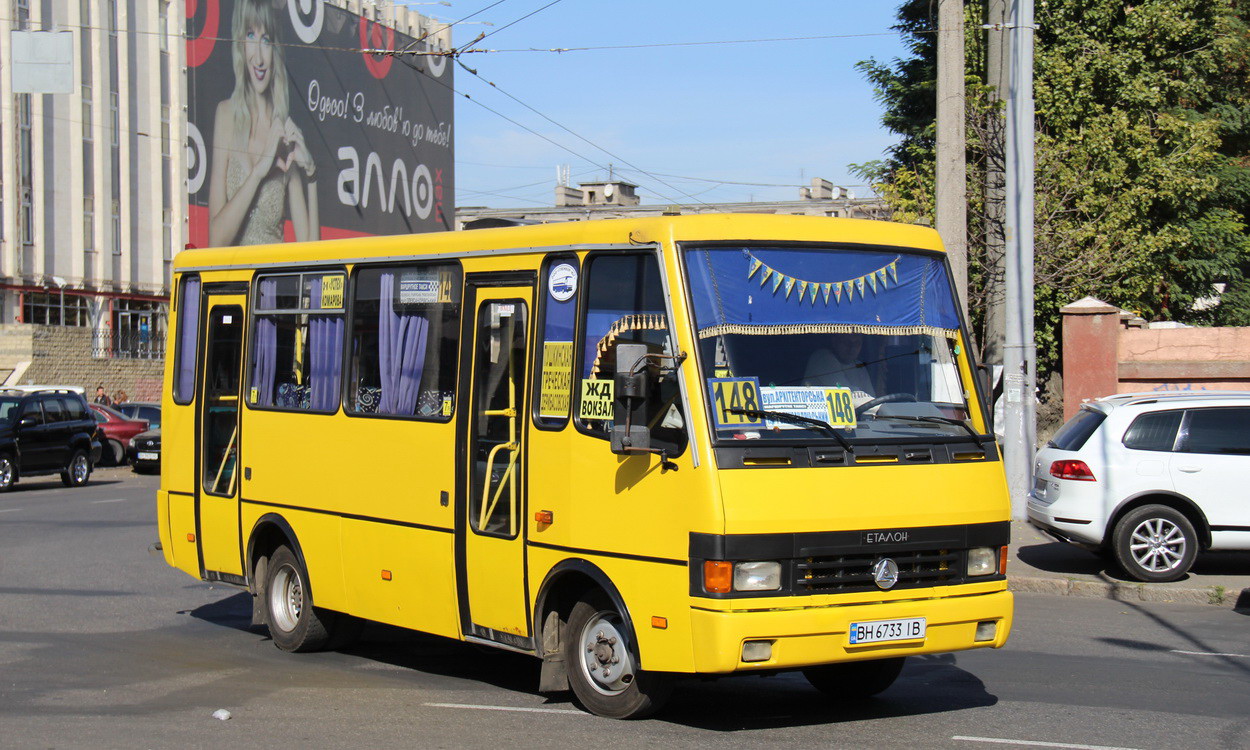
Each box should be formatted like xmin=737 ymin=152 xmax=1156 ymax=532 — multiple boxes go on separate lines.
xmin=758 ymin=386 xmax=857 ymax=430
xmin=540 ymin=341 xmax=574 ymax=418
xmin=320 ymin=274 xmax=345 ymax=309
xmin=548 ymin=263 xmax=578 ymax=302
xmin=707 ymin=377 xmax=764 ymax=429
xmin=579 ymin=378 xmax=614 ymax=420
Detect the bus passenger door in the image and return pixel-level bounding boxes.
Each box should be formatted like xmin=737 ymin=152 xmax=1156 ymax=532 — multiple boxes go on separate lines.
xmin=197 ymin=294 xmax=246 ymax=579
xmin=457 ymin=281 xmax=533 ymax=647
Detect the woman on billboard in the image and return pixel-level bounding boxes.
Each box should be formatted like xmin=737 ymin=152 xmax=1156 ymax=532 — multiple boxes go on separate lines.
xmin=208 ymin=0 xmax=319 ymax=246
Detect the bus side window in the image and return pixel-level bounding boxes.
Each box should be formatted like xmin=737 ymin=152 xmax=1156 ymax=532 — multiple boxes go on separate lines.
xmin=576 ymin=253 xmax=686 ymax=456
xmin=345 ymin=263 xmax=462 ymax=420
xmin=173 ymin=275 xmax=200 ymax=404
xmin=249 ymin=272 xmax=345 ymax=413
xmin=533 ymin=255 xmax=579 ymax=429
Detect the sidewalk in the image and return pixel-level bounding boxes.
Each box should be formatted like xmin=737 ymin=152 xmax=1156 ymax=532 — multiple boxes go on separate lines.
xmin=1007 ymin=520 xmax=1250 ymax=609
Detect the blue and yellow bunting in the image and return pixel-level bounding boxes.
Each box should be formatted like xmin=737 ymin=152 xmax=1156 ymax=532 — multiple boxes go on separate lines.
xmin=745 ymin=251 xmax=900 ymax=306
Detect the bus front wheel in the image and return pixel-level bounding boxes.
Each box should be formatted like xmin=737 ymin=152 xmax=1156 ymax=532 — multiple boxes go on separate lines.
xmin=803 ymin=656 xmax=906 ymax=698
xmin=264 ymin=545 xmax=339 ymax=652
xmin=564 ymin=591 xmax=672 ymax=719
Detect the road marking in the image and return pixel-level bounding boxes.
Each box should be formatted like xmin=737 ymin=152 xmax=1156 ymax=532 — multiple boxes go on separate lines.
xmin=0 ymin=507 xmax=22 ymax=513
xmin=90 ymin=498 xmax=127 ymax=504
xmin=423 ymin=702 xmax=585 ymax=716
xmin=953 ymin=737 xmax=1142 ymax=750
xmin=1171 ymin=649 xmax=1250 ymax=659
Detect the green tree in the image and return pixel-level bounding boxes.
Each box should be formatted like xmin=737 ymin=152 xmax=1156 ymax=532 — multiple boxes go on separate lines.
xmin=857 ymin=0 xmax=1250 ymax=373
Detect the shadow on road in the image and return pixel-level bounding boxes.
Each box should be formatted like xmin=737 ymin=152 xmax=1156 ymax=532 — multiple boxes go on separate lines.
xmin=1019 ymin=539 xmax=1250 ymax=583
xmin=188 ymin=593 xmax=997 ymax=728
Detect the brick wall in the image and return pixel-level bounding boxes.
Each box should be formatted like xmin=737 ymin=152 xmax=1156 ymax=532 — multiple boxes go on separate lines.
xmin=0 ymin=324 xmax=165 ymax=402
xmin=1061 ymin=298 xmax=1250 ymax=418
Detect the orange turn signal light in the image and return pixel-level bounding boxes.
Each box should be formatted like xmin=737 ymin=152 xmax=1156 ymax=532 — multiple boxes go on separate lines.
xmin=186 ymin=533 xmax=196 ymax=542
xmin=999 ymin=546 xmax=1009 ymax=576
xmin=651 ymin=616 xmax=668 ymax=630
xmin=381 ymin=570 xmax=393 ymax=581
xmin=703 ymin=561 xmax=732 ymax=594
xmin=534 ymin=510 xmax=554 ymax=525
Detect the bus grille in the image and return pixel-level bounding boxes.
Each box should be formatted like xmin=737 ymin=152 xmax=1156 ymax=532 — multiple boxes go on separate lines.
xmin=794 ymin=549 xmax=964 ymax=594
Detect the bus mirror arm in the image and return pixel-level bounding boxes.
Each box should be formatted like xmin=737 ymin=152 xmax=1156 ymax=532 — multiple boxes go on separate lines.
xmin=609 ymin=344 xmax=681 ymax=471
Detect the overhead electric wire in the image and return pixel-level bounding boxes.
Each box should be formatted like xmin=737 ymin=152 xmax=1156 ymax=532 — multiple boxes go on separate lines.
xmin=461 ymin=0 xmax=567 ymax=52
xmin=453 ymin=60 xmax=711 ymax=206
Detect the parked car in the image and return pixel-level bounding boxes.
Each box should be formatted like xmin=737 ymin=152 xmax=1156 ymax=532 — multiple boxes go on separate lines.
xmin=116 ymin=402 xmax=160 ymax=430
xmin=127 ymin=429 xmax=160 ymax=474
xmin=0 ymin=388 xmax=101 ymax=490
xmin=88 ymin=403 xmax=148 ymax=466
xmin=1029 ymin=391 xmax=1250 ymax=582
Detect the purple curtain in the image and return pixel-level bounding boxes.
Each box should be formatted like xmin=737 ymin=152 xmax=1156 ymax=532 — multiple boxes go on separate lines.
xmin=308 ymin=280 xmax=343 ymax=412
xmin=251 ymin=279 xmax=278 ymax=405
xmin=377 ymin=273 xmax=429 ymax=415
xmin=176 ymin=277 xmax=200 ymax=399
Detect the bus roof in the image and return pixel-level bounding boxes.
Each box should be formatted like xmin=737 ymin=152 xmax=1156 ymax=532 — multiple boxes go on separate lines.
xmin=174 ymin=213 xmax=944 ymax=273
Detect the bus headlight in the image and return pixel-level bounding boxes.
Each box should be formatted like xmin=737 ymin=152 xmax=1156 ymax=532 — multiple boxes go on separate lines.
xmin=733 ymin=561 xmax=782 ymax=591
xmin=967 ymin=547 xmax=997 ymax=576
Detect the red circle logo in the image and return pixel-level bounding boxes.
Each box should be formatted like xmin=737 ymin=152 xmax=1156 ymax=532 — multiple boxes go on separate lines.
xmin=186 ymin=0 xmax=219 ymax=68
xmin=359 ymin=18 xmax=395 ymax=80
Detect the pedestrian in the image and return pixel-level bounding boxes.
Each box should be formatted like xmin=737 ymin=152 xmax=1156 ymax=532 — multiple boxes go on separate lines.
xmin=114 ymin=389 xmax=128 ymax=406
xmin=94 ymin=386 xmax=113 ymax=406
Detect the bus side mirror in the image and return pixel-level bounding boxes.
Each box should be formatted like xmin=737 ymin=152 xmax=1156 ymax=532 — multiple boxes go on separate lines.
xmin=976 ymin=363 xmax=994 ymax=433
xmin=610 ymin=343 xmax=650 ymax=455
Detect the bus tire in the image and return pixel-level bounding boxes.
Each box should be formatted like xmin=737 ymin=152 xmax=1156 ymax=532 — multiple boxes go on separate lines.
xmin=264 ymin=545 xmax=336 ymax=653
xmin=564 ymin=590 xmax=672 ymax=719
xmin=803 ymin=656 xmax=906 ymax=699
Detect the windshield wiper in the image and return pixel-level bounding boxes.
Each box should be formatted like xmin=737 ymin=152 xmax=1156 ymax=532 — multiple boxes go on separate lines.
xmin=727 ymin=408 xmax=854 ymax=453
xmin=868 ymin=414 xmax=990 ymax=444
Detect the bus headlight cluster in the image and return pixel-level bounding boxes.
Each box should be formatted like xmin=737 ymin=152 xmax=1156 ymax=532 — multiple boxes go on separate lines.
xmin=703 ymin=560 xmax=782 ymax=592
xmin=967 ymin=547 xmax=997 ymax=576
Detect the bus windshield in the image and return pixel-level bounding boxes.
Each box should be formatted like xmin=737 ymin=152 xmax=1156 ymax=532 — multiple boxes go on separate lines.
xmin=684 ymin=244 xmax=977 ymax=443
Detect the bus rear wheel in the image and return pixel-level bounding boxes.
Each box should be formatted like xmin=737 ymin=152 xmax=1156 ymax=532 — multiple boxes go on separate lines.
xmin=563 ymin=591 xmax=672 ymax=719
xmin=264 ymin=545 xmax=341 ymax=652
xmin=803 ymin=656 xmax=906 ymax=699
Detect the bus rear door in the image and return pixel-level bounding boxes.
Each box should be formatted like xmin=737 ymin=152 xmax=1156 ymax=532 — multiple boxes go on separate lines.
xmin=197 ymin=290 xmax=246 ymax=579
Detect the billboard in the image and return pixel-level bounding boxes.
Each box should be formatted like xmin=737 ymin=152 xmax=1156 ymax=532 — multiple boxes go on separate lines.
xmin=185 ymin=0 xmax=453 ymax=249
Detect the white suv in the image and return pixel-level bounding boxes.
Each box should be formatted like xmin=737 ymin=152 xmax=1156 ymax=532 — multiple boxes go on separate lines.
xmin=1029 ymin=391 xmax=1250 ymax=582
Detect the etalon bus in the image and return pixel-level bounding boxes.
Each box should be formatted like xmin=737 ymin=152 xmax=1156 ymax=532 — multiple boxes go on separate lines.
xmin=157 ymin=213 xmax=1012 ymax=719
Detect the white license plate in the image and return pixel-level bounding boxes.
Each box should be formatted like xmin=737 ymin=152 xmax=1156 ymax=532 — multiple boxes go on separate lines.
xmin=137 ymin=452 xmax=158 ymax=461
xmin=848 ymin=617 xmax=926 ymax=645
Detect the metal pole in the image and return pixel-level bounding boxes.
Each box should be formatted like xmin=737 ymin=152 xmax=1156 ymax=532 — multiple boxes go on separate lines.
xmin=1003 ymin=0 xmax=1036 ymax=519
xmin=982 ymin=0 xmax=1008 ymax=366
xmin=936 ymin=0 xmax=968 ymax=316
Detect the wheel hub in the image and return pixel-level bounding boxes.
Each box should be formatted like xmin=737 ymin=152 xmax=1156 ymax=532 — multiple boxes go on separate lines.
xmin=580 ymin=617 xmax=633 ymax=694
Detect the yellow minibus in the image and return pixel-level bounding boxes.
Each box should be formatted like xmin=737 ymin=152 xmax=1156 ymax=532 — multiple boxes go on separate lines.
xmin=158 ymin=214 xmax=1012 ymax=718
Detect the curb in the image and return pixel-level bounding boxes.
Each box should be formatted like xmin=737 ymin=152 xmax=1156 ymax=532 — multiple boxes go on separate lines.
xmin=1008 ymin=575 xmax=1250 ymax=609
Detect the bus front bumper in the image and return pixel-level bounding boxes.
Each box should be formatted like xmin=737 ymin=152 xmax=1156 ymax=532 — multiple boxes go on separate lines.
xmin=688 ymin=588 xmax=1013 ymax=673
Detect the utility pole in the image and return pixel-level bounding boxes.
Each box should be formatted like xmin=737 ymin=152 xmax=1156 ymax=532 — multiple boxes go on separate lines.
xmin=936 ymin=0 xmax=968 ymax=316
xmin=1003 ymin=0 xmax=1036 ymax=519
xmin=983 ymin=0 xmax=1008 ymax=366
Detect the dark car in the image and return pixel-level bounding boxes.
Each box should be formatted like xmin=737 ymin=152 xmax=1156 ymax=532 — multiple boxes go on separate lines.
xmin=0 ymin=388 xmax=102 ymax=491
xmin=127 ymin=428 xmax=160 ymax=474
xmin=116 ymin=402 xmax=161 ymax=430
xmin=89 ymin=403 xmax=149 ymax=466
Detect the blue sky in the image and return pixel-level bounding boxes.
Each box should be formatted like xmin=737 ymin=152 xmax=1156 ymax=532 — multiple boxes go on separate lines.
xmin=416 ymin=1 xmax=908 ymax=209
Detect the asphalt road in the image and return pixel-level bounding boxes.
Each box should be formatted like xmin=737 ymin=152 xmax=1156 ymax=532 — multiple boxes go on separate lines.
xmin=2 ymin=468 xmax=1249 ymax=749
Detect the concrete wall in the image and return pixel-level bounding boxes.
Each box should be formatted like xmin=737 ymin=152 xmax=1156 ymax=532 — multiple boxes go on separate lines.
xmin=1061 ymin=297 xmax=1250 ymax=419
xmin=0 ymin=324 xmax=163 ymax=402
